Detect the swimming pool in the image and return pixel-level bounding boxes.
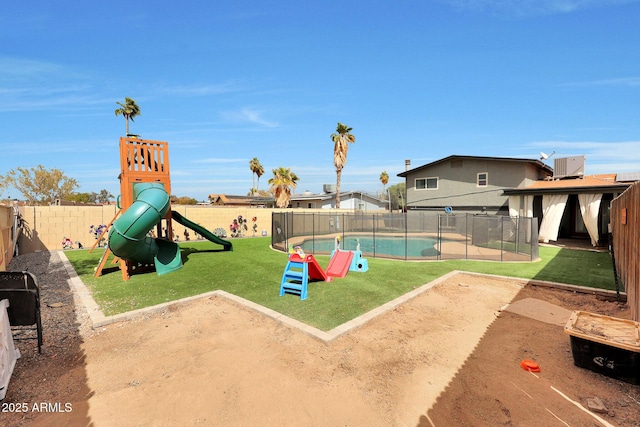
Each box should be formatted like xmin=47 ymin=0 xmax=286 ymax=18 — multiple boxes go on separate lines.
xmin=272 ymin=211 xmax=538 ymax=262
xmin=300 ymin=236 xmax=440 ymax=258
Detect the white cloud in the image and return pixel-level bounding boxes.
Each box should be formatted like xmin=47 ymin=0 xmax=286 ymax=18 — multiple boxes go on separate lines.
xmin=0 ymin=56 xmax=106 ymax=112
xmin=560 ymin=76 xmax=640 ymax=87
xmin=190 ymin=157 xmax=247 ymax=164
xmin=436 ymin=0 xmax=638 ymax=17
xmin=220 ymin=108 xmax=279 ymax=128
xmin=156 ymin=81 xmax=247 ymax=96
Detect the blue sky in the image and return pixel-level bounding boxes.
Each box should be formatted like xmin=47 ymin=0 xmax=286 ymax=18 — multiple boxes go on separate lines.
xmin=1 ymin=0 xmax=639 ymax=202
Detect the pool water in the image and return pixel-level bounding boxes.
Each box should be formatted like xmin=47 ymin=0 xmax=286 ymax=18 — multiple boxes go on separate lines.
xmin=300 ymin=236 xmax=439 ymax=257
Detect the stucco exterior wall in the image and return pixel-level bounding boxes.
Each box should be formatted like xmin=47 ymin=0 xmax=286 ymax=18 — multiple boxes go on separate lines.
xmin=405 ymin=158 xmax=545 ymax=213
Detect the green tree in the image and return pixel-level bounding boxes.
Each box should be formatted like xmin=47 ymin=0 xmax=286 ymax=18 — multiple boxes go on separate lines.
xmin=2 ymin=165 xmax=79 ymax=205
xmin=268 ymin=167 xmax=299 ymax=208
xmin=97 ymin=189 xmax=114 ymax=204
xmin=172 ymin=196 xmax=198 ymax=205
xmin=68 ymin=192 xmax=95 ymax=203
xmin=387 ymin=182 xmax=406 ymax=211
xmin=115 ymin=97 xmax=141 ymax=135
xmin=67 ymin=189 xmax=113 ymax=204
xmin=331 ymin=122 xmax=356 ymax=208
xmin=249 ymin=157 xmax=265 ymax=196
xmin=379 ymin=171 xmax=389 ymax=196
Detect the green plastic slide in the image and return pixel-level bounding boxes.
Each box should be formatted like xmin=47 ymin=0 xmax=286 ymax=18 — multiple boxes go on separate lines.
xmin=108 ymin=182 xmax=183 ymax=276
xmin=171 ymin=211 xmax=233 ymax=251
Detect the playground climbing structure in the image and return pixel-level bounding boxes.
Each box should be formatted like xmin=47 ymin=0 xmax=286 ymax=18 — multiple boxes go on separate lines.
xmin=93 ymin=137 xmax=231 ymax=281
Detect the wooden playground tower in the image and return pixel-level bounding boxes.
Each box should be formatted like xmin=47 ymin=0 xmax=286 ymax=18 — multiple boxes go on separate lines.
xmin=93 ymin=136 xmax=175 ymax=280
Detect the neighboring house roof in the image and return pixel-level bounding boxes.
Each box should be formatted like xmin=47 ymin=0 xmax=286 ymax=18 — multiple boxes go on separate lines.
xmin=503 ymin=174 xmax=630 ymax=195
xmin=208 ymin=194 xmax=274 ymax=206
xmin=617 ymin=172 xmax=640 ymax=182
xmin=397 ymin=155 xmax=553 ymax=177
xmin=290 ymin=190 xmax=385 ymax=203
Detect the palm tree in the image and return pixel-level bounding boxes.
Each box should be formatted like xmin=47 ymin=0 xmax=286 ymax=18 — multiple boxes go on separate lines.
xmin=379 ymin=171 xmax=389 ymax=197
xmin=331 ymin=122 xmax=356 ymax=208
xmin=268 ymin=167 xmax=299 ymax=208
xmin=115 ymin=97 xmax=141 ymax=135
xmin=249 ymin=157 xmax=265 ymax=196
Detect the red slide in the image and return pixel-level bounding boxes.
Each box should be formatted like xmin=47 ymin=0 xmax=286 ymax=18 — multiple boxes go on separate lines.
xmin=326 ymin=251 xmax=354 ymax=278
xmin=289 ymin=254 xmax=330 ymax=282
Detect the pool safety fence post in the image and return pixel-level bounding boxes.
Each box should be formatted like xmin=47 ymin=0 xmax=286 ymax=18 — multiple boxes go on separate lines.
xmin=404 ymin=212 xmax=408 ymax=261
xmin=437 ymin=214 xmax=442 ymax=260
xmin=500 ymin=216 xmax=504 ymax=262
xmin=284 ymin=212 xmax=290 ymax=251
xmin=311 ymin=213 xmax=315 ymax=255
xmin=515 ymin=217 xmax=520 ymax=255
xmin=372 ymin=214 xmax=376 ymax=258
xmin=465 ymin=214 xmax=470 ymax=260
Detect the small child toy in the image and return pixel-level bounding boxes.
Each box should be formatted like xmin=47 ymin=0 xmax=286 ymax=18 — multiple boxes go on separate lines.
xmin=288 ymin=245 xmax=305 ymax=257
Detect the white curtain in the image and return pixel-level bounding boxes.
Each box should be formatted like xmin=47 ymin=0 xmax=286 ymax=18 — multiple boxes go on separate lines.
xmin=508 ymin=195 xmax=535 ymax=241
xmin=578 ymin=193 xmax=602 ymax=246
xmin=508 ymin=195 xmax=534 ymax=217
xmin=524 ymin=195 xmax=534 ymax=218
xmin=508 ymin=195 xmax=519 ymax=217
xmin=539 ymin=194 xmax=568 ymax=243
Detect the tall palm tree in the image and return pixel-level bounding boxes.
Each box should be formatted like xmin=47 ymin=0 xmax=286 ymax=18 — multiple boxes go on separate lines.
xmin=115 ymin=97 xmax=141 ymax=135
xmin=268 ymin=167 xmax=299 ymax=208
xmin=331 ymin=122 xmax=356 ymax=208
xmin=379 ymin=171 xmax=389 ymax=197
xmin=249 ymin=157 xmax=265 ymax=196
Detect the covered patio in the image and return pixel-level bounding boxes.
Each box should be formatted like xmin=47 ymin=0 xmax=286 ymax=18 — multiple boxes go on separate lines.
xmin=504 ymin=174 xmax=630 ymax=248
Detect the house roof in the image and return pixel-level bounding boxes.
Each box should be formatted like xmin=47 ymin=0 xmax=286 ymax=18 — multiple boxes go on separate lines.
xmin=290 ymin=190 xmax=385 ymax=203
xmin=208 ymin=194 xmax=274 ymax=205
xmin=397 ymin=155 xmax=553 ymax=177
xmin=503 ymin=174 xmax=630 ymax=195
xmin=617 ymin=172 xmax=640 ymax=182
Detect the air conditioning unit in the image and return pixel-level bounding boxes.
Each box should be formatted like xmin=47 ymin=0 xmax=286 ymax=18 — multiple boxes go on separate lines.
xmin=553 ymin=156 xmax=585 ymax=179
xmin=323 ymin=184 xmax=336 ymax=194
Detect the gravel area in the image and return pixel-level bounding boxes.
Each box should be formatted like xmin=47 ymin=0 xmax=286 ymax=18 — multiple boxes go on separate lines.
xmin=3 ymin=250 xmax=92 ymax=426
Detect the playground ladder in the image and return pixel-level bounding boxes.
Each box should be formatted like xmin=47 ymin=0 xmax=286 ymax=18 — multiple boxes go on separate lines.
xmin=279 ymin=258 xmax=309 ymax=300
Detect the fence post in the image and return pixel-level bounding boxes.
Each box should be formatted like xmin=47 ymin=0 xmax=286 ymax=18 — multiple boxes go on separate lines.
xmin=500 ymin=216 xmax=504 ymax=262
xmin=465 ymin=214 xmax=469 ymax=260
xmin=373 ymin=214 xmax=376 ymax=258
xmin=437 ymin=214 xmax=442 ymax=261
xmin=312 ymin=212 xmax=315 ymax=254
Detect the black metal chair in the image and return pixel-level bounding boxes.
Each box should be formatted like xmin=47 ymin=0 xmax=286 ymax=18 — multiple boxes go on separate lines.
xmin=0 ymin=271 xmax=43 ymax=353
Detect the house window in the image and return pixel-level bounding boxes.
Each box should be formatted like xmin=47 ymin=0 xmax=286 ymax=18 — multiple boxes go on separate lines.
xmin=307 ymin=202 xmax=315 ymax=208
xmin=477 ymin=172 xmax=488 ymax=187
xmin=416 ymin=177 xmax=438 ymax=190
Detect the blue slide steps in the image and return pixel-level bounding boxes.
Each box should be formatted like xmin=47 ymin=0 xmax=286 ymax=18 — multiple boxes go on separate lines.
xmin=279 ymin=259 xmax=309 ymax=300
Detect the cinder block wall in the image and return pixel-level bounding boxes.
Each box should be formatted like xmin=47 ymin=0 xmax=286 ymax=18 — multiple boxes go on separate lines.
xmin=17 ymin=205 xmax=119 ymax=253
xmin=15 ymin=205 xmax=354 ymax=253
xmin=15 ymin=205 xmax=374 ymax=253
xmin=1 ymin=204 xmax=14 ymax=269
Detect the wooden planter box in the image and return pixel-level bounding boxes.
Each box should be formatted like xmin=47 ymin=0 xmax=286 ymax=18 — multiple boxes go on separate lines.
xmin=564 ymin=310 xmax=640 ymax=385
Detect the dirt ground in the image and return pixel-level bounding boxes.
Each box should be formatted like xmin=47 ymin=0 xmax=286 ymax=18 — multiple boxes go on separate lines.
xmin=3 ymin=251 xmax=640 ymax=426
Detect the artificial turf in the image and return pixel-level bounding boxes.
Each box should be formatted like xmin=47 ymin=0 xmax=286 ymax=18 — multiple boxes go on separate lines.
xmin=64 ymin=237 xmax=616 ymax=331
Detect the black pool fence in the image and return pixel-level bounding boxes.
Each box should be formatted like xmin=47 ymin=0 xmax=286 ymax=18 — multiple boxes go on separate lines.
xmin=271 ymin=211 xmax=539 ymax=262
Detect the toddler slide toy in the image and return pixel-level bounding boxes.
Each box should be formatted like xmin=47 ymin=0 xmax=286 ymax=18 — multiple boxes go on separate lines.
xmin=326 ymin=250 xmax=354 ymax=278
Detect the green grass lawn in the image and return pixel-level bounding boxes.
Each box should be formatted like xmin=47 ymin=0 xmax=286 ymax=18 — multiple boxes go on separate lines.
xmin=64 ymin=237 xmax=616 ymax=331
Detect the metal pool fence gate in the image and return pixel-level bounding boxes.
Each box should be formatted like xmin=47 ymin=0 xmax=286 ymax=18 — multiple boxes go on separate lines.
xmin=271 ymin=211 xmax=539 ymax=262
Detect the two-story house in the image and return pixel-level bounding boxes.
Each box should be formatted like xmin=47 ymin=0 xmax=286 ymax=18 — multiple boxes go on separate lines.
xmin=398 ymin=155 xmax=552 ymax=214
